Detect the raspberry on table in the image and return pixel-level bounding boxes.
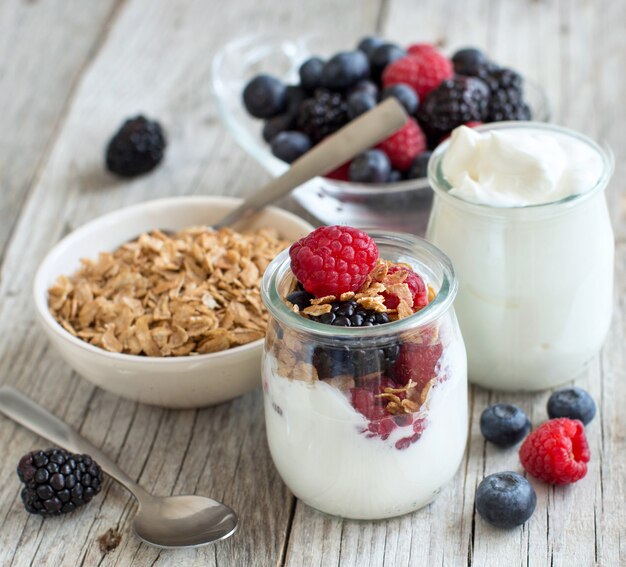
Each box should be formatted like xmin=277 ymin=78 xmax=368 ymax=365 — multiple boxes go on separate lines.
xmin=377 ymin=118 xmax=427 ymax=171
xmin=105 ymin=115 xmax=166 ymax=178
xmin=519 ymin=418 xmax=590 ymax=485
xmin=17 ymin=448 xmax=103 ymax=516
xmin=289 ymin=225 xmax=379 ymax=297
xmin=382 ymin=47 xmax=453 ymax=99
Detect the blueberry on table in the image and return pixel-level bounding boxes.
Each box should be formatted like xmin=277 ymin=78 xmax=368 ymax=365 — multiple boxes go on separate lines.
xmin=321 ymin=51 xmax=370 ymax=91
xmin=357 ymin=36 xmax=385 ymax=58
xmin=349 ymin=150 xmax=391 ymax=183
xmin=271 ymin=131 xmax=312 ymax=163
xmin=369 ymin=43 xmax=406 ymax=81
xmin=451 ymin=47 xmax=489 ymax=76
xmin=547 ymin=387 xmax=596 ymax=425
xmin=407 ymin=151 xmax=432 ymax=179
xmin=480 ymin=403 xmax=531 ymax=447
xmin=299 ymin=57 xmax=325 ymax=92
xmin=347 ymin=91 xmax=377 ymax=119
xmin=380 ymin=84 xmax=419 ymax=114
xmin=476 ymin=472 xmax=537 ymax=528
xmin=242 ymin=74 xmax=287 ymax=119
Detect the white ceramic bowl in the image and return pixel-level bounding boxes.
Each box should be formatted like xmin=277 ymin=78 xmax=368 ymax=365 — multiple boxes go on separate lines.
xmin=33 ymin=196 xmax=314 ymax=409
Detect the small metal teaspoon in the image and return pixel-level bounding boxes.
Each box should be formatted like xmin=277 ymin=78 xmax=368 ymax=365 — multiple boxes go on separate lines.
xmin=0 ymin=386 xmax=237 ymax=548
xmin=212 ymin=97 xmax=408 ymax=229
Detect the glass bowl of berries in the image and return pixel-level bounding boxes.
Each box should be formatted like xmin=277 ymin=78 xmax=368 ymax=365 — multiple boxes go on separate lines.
xmin=212 ymin=33 xmax=550 ymax=233
xmin=260 ymin=225 xmax=468 ymax=519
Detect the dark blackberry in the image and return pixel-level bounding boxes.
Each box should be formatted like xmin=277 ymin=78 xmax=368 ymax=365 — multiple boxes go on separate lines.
xmin=297 ymin=89 xmax=349 ymax=143
xmin=105 ymin=115 xmax=166 ymax=177
xmin=417 ymin=77 xmax=490 ymax=145
xmin=17 ymin=448 xmax=103 ymax=516
xmin=485 ymin=68 xmax=531 ymax=121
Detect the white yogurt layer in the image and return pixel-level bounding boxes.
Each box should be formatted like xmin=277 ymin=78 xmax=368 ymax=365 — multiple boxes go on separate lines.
xmin=442 ymin=126 xmax=605 ymax=206
xmin=262 ymin=339 xmax=467 ymax=520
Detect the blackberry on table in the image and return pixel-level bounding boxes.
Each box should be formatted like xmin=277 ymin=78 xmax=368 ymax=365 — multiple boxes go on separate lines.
xmin=105 ymin=115 xmax=166 ymax=177
xmin=417 ymin=77 xmax=490 ymax=145
xmin=17 ymin=448 xmax=103 ymax=516
xmin=297 ymin=89 xmax=349 ymax=143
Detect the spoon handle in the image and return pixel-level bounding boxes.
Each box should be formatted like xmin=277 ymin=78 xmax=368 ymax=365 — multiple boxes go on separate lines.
xmin=212 ymin=97 xmax=408 ymax=229
xmin=0 ymin=386 xmax=146 ymax=498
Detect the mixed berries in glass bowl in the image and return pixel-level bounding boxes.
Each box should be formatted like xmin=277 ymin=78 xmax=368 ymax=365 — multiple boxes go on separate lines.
xmin=212 ymin=33 xmax=549 ymax=232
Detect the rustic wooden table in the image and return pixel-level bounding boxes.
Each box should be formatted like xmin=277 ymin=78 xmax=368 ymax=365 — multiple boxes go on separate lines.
xmin=1 ymin=1 xmax=625 ymax=565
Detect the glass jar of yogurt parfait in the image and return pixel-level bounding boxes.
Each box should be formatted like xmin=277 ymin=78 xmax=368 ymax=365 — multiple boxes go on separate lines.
xmin=261 ymin=230 xmax=467 ymax=520
xmin=427 ymin=122 xmax=614 ymax=391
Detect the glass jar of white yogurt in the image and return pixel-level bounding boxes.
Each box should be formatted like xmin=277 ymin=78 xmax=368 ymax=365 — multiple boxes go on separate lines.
xmin=260 ymin=232 xmax=467 ymax=520
xmin=427 ymin=122 xmax=614 ymax=391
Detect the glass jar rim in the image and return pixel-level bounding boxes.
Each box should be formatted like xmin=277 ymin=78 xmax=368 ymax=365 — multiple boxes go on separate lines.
xmin=427 ymin=121 xmax=615 ymax=215
xmin=261 ymin=231 xmax=458 ymax=339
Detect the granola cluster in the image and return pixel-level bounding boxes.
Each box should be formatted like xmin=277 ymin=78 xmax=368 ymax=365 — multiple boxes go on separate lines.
xmin=48 ymin=227 xmax=289 ymax=356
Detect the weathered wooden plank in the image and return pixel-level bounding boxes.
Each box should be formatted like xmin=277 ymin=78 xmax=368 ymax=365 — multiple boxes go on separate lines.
xmin=0 ymin=0 xmax=122 ymax=260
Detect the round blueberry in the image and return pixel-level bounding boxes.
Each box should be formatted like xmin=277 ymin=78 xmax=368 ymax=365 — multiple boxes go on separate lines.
xmin=299 ymin=57 xmax=325 ymax=92
xmin=349 ymin=150 xmax=391 ymax=183
xmin=451 ymin=47 xmax=489 ymax=76
xmin=380 ymin=84 xmax=419 ymax=114
xmin=370 ymin=43 xmax=406 ymax=80
xmin=476 ymin=472 xmax=536 ymax=528
xmin=349 ymin=79 xmax=379 ymax=99
xmin=347 ymin=91 xmax=377 ymax=119
xmin=547 ymin=387 xmax=596 ymax=425
xmin=357 ymin=36 xmax=385 ymax=58
xmin=286 ymin=290 xmax=314 ymax=310
xmin=321 ymin=51 xmax=370 ymax=91
xmin=271 ymin=131 xmax=312 ymax=163
xmin=407 ymin=151 xmax=432 ymax=179
xmin=242 ymin=74 xmax=287 ymax=119
xmin=262 ymin=114 xmax=293 ymax=143
xmin=480 ymin=403 xmax=531 ymax=447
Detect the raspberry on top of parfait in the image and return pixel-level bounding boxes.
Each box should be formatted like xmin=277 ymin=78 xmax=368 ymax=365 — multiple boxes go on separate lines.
xmin=287 ymin=225 xmax=435 ymax=322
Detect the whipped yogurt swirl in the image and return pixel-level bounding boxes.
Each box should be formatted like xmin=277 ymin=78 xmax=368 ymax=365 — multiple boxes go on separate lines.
xmin=442 ymin=125 xmax=605 ymax=206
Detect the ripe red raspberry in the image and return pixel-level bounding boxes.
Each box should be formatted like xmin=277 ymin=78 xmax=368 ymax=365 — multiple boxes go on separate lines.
xmin=382 ymin=49 xmax=453 ymax=99
xmin=324 ymin=161 xmax=350 ymax=181
xmin=519 ymin=418 xmax=590 ymax=485
xmin=391 ymin=341 xmax=443 ymax=389
xmin=377 ymin=118 xmax=427 ymax=171
xmin=289 ymin=226 xmax=379 ymax=297
xmin=382 ymin=265 xmax=428 ymax=310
